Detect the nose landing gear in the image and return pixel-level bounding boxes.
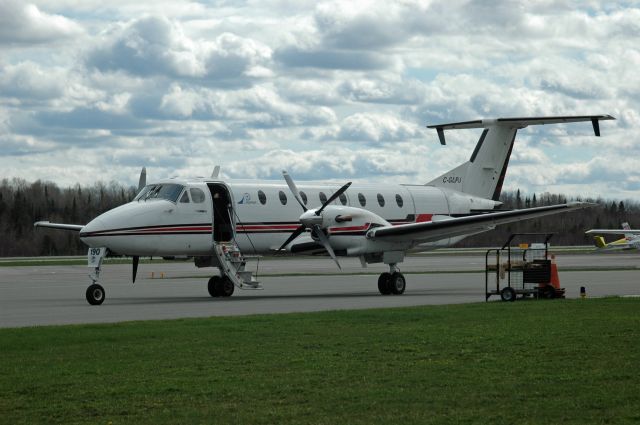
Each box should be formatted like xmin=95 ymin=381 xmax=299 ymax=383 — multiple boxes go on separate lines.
xmin=86 ymin=248 xmax=107 ymax=305
xmin=86 ymin=283 xmax=106 ymax=305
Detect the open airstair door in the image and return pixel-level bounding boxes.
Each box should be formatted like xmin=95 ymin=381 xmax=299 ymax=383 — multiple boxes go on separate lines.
xmin=206 ymin=183 xmax=261 ymax=291
xmin=207 ymin=183 xmax=234 ymax=242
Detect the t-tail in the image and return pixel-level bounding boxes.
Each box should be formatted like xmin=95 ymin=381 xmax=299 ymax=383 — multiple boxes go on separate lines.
xmin=426 ymin=115 xmax=615 ymax=200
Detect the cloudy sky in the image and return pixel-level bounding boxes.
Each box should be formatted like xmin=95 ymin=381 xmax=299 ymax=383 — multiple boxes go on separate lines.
xmin=0 ymin=0 xmax=638 ymax=200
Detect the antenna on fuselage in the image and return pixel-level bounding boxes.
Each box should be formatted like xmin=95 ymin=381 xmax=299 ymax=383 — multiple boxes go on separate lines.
xmin=211 ymin=165 xmax=221 ymax=179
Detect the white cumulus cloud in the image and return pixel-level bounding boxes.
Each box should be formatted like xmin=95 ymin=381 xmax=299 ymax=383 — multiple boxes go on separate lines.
xmin=0 ymin=0 xmax=82 ymax=45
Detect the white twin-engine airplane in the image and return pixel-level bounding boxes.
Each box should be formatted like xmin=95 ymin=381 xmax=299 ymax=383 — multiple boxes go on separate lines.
xmin=586 ymin=222 xmax=640 ymax=250
xmin=35 ymin=115 xmax=614 ymax=305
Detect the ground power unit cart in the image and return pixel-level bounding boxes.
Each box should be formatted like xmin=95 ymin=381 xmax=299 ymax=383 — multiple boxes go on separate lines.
xmin=485 ymin=233 xmax=565 ymax=302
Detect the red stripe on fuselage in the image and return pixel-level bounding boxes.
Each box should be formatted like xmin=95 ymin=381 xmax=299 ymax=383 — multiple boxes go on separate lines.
xmin=81 ymin=214 xmax=439 ymax=237
xmin=416 ymin=214 xmax=433 ymax=223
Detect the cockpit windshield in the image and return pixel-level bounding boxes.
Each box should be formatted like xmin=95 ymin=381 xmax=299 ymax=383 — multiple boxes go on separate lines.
xmin=134 ymin=184 xmax=185 ymax=203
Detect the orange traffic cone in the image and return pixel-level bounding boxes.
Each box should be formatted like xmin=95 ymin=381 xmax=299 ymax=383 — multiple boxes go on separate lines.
xmin=549 ymin=254 xmax=561 ymax=289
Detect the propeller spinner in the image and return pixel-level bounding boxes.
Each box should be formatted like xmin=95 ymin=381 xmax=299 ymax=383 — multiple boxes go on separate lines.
xmin=278 ymin=170 xmax=352 ymax=269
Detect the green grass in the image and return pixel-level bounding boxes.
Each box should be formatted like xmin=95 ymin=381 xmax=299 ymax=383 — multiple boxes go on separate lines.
xmin=1 ymin=298 xmax=639 ymax=424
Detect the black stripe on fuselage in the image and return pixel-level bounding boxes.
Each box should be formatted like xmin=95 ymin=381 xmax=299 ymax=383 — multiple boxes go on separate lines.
xmin=78 ymin=213 xmax=485 ymax=238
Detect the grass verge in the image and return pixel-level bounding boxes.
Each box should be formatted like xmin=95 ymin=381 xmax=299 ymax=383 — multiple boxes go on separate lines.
xmin=1 ymin=298 xmax=639 ymax=424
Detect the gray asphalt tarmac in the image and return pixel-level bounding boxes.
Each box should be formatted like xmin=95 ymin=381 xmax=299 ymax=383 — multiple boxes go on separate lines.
xmin=1 ymin=252 xmax=638 ymax=328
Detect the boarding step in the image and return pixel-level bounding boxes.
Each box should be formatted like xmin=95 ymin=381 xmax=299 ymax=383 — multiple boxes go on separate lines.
xmin=237 ymin=271 xmax=259 ymax=283
xmin=239 ymin=282 xmax=264 ymax=290
xmin=216 ymin=244 xmax=245 ymax=263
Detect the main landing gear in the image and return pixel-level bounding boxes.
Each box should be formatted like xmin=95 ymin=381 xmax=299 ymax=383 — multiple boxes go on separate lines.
xmin=207 ymin=275 xmax=235 ymax=297
xmin=377 ymin=264 xmax=406 ymax=295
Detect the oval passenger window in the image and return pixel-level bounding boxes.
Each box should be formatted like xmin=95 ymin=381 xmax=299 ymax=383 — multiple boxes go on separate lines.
xmin=358 ymin=193 xmax=366 ymax=207
xmin=279 ymin=190 xmax=288 ymax=205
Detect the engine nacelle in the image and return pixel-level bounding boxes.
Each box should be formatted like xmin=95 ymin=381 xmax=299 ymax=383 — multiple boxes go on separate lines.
xmin=317 ymin=205 xmax=412 ymax=256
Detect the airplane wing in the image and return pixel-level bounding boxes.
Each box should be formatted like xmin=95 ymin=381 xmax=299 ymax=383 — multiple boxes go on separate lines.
xmin=34 ymin=221 xmax=84 ymax=231
xmin=367 ymin=203 xmax=592 ymax=244
xmin=585 ymin=229 xmax=640 ymax=235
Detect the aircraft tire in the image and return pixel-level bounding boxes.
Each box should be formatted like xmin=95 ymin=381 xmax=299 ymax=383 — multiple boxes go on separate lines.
xmin=500 ymin=287 xmax=516 ymax=302
xmin=208 ymin=276 xmax=222 ymax=297
xmin=389 ymin=272 xmax=406 ymax=295
xmin=220 ymin=276 xmax=235 ymax=297
xmin=86 ymin=284 xmax=105 ymax=305
xmin=378 ymin=273 xmax=392 ymax=295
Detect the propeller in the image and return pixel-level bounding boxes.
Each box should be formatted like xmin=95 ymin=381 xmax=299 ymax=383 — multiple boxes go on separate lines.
xmin=282 ymin=171 xmax=307 ymax=212
xmin=279 ymin=170 xmax=352 ymax=269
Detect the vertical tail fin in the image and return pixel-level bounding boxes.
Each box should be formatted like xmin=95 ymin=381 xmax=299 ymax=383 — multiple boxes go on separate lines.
xmin=593 ymin=236 xmax=607 ymax=248
xmin=426 ymin=115 xmax=615 ymax=200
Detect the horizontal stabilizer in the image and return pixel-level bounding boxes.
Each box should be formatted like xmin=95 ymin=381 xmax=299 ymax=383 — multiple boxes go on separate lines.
xmin=34 ymin=221 xmax=84 ymax=231
xmin=427 ymin=115 xmax=615 ymax=145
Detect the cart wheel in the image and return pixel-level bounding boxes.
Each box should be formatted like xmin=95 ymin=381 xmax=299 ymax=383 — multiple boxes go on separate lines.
xmin=500 ymin=287 xmax=516 ymax=302
xmin=543 ymin=284 xmax=556 ymax=299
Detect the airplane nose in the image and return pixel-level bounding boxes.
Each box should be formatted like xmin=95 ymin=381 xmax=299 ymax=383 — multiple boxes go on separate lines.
xmin=80 ymin=216 xmax=107 ymax=236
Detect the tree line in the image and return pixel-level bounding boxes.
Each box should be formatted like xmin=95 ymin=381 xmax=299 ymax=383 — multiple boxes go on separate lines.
xmin=456 ymin=189 xmax=640 ymax=247
xmin=0 ymin=178 xmax=639 ymax=256
xmin=0 ymin=178 xmax=137 ymax=256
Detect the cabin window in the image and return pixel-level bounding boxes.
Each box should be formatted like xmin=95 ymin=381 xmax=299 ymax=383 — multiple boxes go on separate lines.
xmin=339 ymin=193 xmax=347 ymax=205
xmin=190 ymin=188 xmax=205 ymax=203
xmin=134 ymin=186 xmax=151 ymax=201
xmin=258 ymin=190 xmax=267 ymax=205
xmin=279 ymin=190 xmax=288 ymax=205
xmin=300 ymin=191 xmax=308 ymax=205
xmin=377 ymin=193 xmax=385 ymax=207
xmin=135 ymin=184 xmax=185 ymax=203
xmin=358 ymin=193 xmax=366 ymax=207
xmin=319 ymin=192 xmax=327 ymax=204
xmin=179 ymin=191 xmax=190 ymax=203
xmin=396 ymin=194 xmax=403 ymax=208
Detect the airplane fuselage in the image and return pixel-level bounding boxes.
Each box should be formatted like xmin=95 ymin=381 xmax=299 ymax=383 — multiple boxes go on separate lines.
xmin=79 ymin=178 xmax=499 ymax=257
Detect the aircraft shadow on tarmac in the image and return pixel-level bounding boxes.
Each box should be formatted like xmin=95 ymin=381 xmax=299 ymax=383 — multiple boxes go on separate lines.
xmin=95 ymin=288 xmax=481 ymax=306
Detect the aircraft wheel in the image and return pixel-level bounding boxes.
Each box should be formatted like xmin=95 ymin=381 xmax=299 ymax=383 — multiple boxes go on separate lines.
xmin=220 ymin=276 xmax=235 ymax=297
xmin=86 ymin=284 xmax=105 ymax=305
xmin=542 ymin=285 xmax=556 ymax=299
xmin=378 ymin=273 xmax=392 ymax=295
xmin=500 ymin=287 xmax=516 ymax=302
xmin=208 ymin=276 xmax=222 ymax=297
xmin=389 ymin=272 xmax=406 ymax=295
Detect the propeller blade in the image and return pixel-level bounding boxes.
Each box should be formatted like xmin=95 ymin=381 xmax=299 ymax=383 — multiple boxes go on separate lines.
xmin=278 ymin=225 xmax=306 ymax=251
xmin=314 ymin=225 xmax=341 ymax=269
xmin=316 ymin=182 xmax=352 ymax=216
xmin=282 ymin=170 xmax=307 ymax=212
xmin=132 ymin=256 xmax=139 ymax=283
xmin=137 ymin=167 xmax=147 ymax=191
